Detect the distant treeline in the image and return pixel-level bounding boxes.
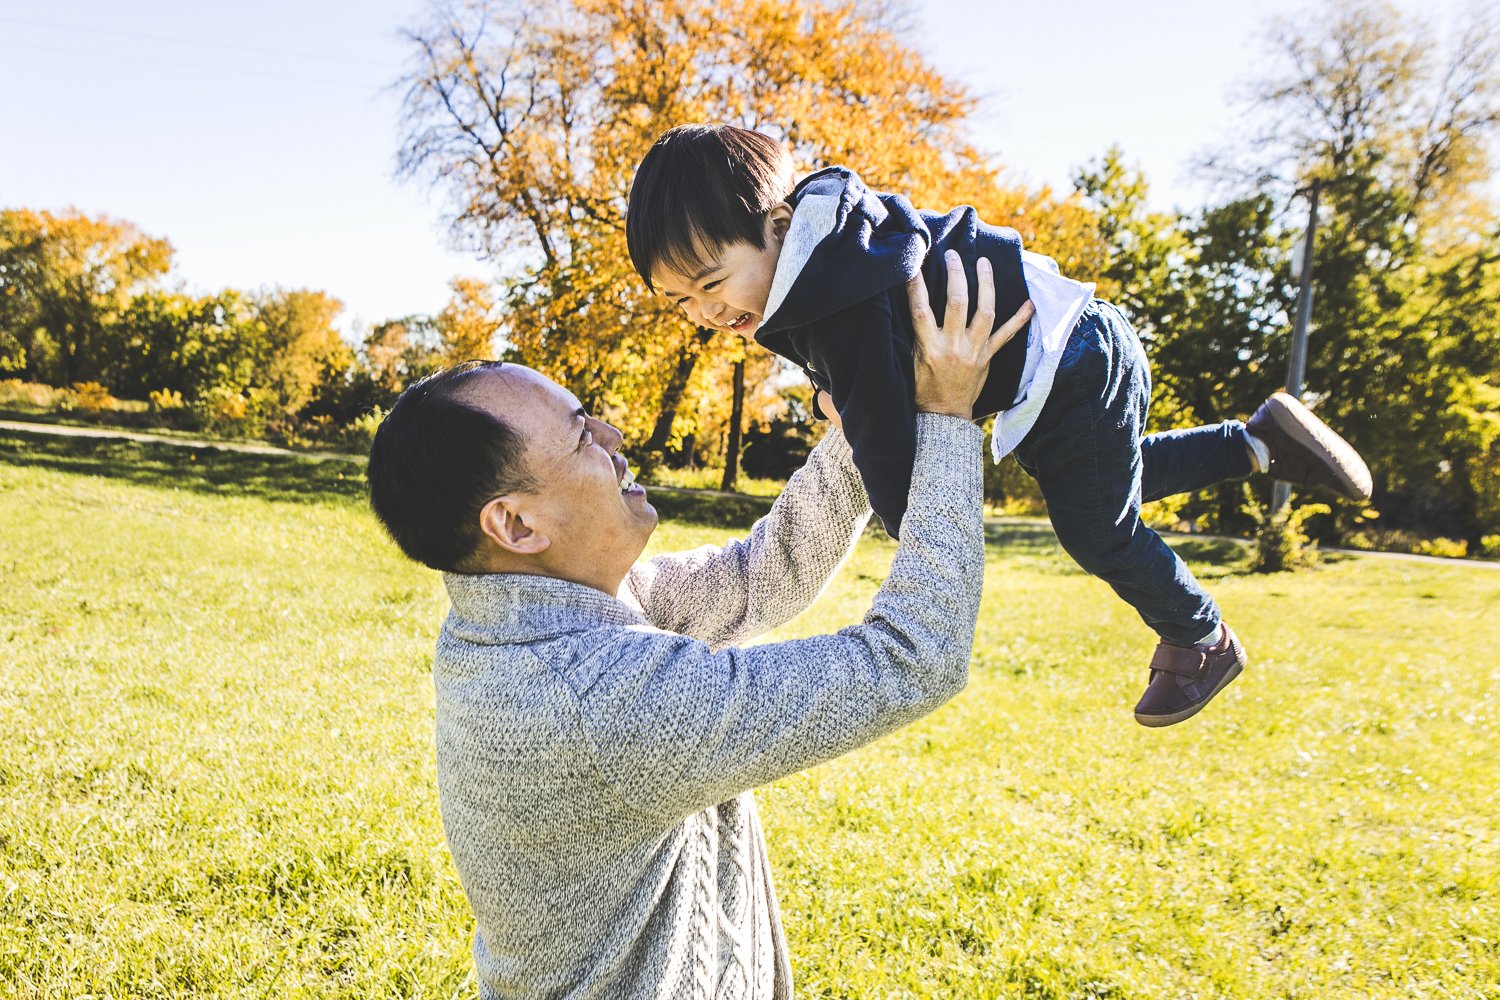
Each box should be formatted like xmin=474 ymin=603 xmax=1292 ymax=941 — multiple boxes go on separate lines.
xmin=3 ymin=0 xmax=1497 ymax=554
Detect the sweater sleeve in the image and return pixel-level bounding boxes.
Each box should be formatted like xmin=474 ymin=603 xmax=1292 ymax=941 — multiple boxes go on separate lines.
xmin=580 ymin=415 xmax=985 ymax=820
xmin=621 ymin=427 xmax=872 ymax=651
xmin=803 ymin=295 xmax=918 ymax=539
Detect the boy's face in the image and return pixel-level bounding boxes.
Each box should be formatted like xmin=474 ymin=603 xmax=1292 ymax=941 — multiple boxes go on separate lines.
xmin=650 ymin=205 xmax=792 ymax=338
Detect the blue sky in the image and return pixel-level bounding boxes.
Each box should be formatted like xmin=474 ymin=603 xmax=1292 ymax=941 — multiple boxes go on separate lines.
xmin=0 ymin=0 xmax=1472 ymax=334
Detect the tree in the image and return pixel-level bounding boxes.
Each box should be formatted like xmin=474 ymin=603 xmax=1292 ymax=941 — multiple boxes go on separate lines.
xmin=1234 ymin=1 xmax=1500 ymax=545
xmin=110 ymin=288 xmax=264 ymax=400
xmin=0 ymin=208 xmax=172 ymax=385
xmin=721 ymin=354 xmax=746 ymax=491
xmin=364 ymin=314 xmax=446 ymax=392
xmin=1081 ymin=2 xmax=1500 ymax=546
xmin=252 ymin=288 xmax=351 ymax=415
xmin=436 ymin=276 xmax=502 ymax=361
xmin=396 ymin=0 xmax=1105 ymax=460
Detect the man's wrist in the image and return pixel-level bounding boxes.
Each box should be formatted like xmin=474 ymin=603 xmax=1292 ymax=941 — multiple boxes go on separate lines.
xmin=914 ymin=411 xmax=984 ymax=442
xmin=915 ymin=407 xmax=975 ymax=422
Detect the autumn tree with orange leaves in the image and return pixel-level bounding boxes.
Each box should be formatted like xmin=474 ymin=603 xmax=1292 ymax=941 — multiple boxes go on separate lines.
xmin=396 ymin=0 xmax=1105 ymax=466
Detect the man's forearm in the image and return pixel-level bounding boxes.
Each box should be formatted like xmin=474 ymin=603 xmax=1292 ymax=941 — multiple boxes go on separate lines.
xmin=621 ymin=427 xmax=872 ymax=649
xmin=587 ymin=414 xmax=988 ymax=817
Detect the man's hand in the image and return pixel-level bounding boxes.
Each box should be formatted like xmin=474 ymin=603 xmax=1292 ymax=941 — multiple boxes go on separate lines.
xmin=908 ymin=250 xmax=1034 ymax=419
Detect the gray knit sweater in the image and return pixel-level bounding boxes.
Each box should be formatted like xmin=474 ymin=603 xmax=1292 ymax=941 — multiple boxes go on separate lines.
xmin=435 ymin=415 xmax=985 ymax=999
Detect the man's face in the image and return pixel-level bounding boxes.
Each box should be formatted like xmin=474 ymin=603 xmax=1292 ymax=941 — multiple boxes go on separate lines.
xmin=460 ymin=366 xmax=657 ymax=588
xmin=650 ymin=208 xmax=789 ymax=338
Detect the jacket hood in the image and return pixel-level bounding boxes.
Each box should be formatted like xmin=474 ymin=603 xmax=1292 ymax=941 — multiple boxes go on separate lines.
xmin=757 ymin=167 xmax=931 ymax=340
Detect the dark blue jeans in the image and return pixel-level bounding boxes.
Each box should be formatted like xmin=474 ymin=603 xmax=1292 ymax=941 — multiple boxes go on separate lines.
xmin=1013 ymin=301 xmax=1254 ymax=646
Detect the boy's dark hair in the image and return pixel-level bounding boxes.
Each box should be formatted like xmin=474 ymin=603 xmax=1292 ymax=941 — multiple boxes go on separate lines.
xmin=367 ymin=361 xmax=535 ymax=573
xmin=626 ymin=123 xmax=795 ymax=290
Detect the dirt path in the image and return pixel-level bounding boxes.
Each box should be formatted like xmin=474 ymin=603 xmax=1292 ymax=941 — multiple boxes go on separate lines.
xmin=0 ymin=418 xmax=361 ymax=462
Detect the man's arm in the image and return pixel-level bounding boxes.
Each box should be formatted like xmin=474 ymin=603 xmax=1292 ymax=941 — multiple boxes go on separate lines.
xmin=620 ymin=425 xmax=872 ymax=651
xmin=582 ymin=414 xmax=985 ymax=820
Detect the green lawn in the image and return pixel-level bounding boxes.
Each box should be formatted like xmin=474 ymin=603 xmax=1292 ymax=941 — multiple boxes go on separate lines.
xmin=2 ymin=430 xmax=1497 ymax=998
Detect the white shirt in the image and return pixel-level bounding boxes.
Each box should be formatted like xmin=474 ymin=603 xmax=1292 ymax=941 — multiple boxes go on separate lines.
xmin=989 ymin=252 xmax=1095 ymax=461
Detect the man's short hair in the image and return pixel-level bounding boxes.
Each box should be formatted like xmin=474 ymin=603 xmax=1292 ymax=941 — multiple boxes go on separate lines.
xmin=626 ymin=123 xmax=795 ymax=290
xmin=367 ymin=361 xmax=535 ymax=572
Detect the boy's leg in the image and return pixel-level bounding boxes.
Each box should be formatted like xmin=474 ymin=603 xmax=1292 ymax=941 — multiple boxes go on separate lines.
xmin=1140 ymin=422 xmax=1254 ymax=503
xmin=1139 ymin=400 xmax=1372 ymax=505
xmin=1014 ymin=302 xmax=1219 ymax=645
xmin=1013 ymin=302 xmax=1244 ymax=725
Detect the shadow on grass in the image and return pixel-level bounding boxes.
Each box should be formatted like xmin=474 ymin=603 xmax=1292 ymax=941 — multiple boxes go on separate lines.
xmin=983 ymin=519 xmax=1253 ymax=571
xmin=983 ymin=520 xmax=1064 ymax=554
xmin=1166 ymin=535 xmax=1251 ymax=567
xmin=0 ymin=431 xmax=366 ymax=506
xmin=645 ymin=487 xmax=776 ymax=529
xmin=0 ymin=429 xmax=1264 ymax=572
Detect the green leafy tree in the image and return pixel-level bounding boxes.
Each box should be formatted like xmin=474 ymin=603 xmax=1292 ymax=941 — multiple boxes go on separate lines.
xmin=1239 ymin=1 xmax=1500 ymax=546
xmin=110 ymin=289 xmax=264 ymax=400
xmin=1084 ymin=1 xmax=1500 ymax=546
xmin=0 ymin=208 xmax=172 ymax=385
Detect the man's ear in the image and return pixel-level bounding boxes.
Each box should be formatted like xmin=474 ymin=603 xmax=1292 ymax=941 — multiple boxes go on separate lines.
xmin=478 ymin=496 xmax=550 ymax=556
xmin=767 ymin=202 xmax=794 ymax=243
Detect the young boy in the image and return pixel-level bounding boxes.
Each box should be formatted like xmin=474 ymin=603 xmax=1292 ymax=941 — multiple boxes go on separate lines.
xmin=625 ymin=123 xmax=1372 ymax=728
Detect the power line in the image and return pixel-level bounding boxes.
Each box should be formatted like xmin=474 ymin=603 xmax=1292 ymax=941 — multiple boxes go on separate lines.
xmin=0 ymin=36 xmax=384 ymax=92
xmin=0 ymin=13 xmax=396 ymax=72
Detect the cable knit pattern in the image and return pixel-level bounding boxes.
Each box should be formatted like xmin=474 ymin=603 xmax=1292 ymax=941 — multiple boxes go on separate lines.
xmin=434 ymin=416 xmax=986 ymax=999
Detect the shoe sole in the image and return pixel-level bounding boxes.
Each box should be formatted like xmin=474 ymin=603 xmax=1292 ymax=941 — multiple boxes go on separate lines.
xmin=1133 ymin=657 xmax=1246 ymax=728
xmin=1264 ymin=392 xmax=1373 ymax=501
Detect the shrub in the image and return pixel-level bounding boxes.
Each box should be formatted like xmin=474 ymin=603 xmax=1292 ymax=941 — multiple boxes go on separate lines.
xmin=1343 ymin=529 xmax=1469 ymax=559
xmin=1141 ymin=492 xmax=1191 ymax=532
xmin=148 ymin=388 xmax=185 ymax=412
xmin=1250 ymin=491 xmax=1330 ymax=573
xmin=344 ymin=407 xmax=387 ymax=450
xmin=0 ymin=379 xmax=66 ymax=409
xmin=1481 ymin=535 xmax=1500 ymax=560
xmin=69 ymin=382 xmax=116 ymax=412
xmin=189 ymin=385 xmax=280 ymax=439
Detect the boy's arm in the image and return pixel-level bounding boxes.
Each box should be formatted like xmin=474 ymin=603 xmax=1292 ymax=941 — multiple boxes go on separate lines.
xmin=804 ymin=294 xmax=920 ymax=539
xmin=621 ymin=426 xmax=872 ymax=651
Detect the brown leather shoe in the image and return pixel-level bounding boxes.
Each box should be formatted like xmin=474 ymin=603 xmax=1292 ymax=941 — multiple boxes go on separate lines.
xmin=1134 ymin=624 xmax=1247 ymax=727
xmin=1246 ymin=392 xmax=1372 ymax=502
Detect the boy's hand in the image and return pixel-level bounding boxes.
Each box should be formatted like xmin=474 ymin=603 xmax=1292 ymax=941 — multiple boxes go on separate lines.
xmin=815 ymin=390 xmax=843 ymax=432
xmin=908 ymin=250 xmax=1034 ymax=419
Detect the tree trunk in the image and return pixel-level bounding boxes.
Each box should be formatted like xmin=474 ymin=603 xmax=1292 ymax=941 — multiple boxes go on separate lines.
xmin=721 ymin=356 xmax=745 ymax=492
xmin=643 ymin=326 xmax=714 ymax=458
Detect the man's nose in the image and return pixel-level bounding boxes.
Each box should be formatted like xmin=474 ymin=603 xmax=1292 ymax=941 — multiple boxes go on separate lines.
xmin=600 ymin=421 xmax=625 ymax=453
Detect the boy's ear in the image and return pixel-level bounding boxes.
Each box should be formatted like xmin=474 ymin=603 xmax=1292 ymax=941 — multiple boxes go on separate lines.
xmin=478 ymin=496 xmax=551 ymax=557
xmin=767 ymin=202 xmax=794 ymax=243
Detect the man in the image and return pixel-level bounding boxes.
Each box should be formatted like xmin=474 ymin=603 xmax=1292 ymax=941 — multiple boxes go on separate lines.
xmin=366 ymin=259 xmax=1031 ymax=998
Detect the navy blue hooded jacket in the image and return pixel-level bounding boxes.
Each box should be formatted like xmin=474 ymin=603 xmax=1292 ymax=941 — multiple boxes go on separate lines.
xmin=755 ymin=166 xmax=1032 ymax=538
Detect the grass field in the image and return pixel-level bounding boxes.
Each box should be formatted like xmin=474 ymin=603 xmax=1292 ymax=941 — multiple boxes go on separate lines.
xmin=2 ymin=428 xmax=1497 ymax=998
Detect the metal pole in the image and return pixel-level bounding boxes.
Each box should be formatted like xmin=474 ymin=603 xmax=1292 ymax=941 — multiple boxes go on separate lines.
xmin=1272 ymin=178 xmax=1321 ymax=516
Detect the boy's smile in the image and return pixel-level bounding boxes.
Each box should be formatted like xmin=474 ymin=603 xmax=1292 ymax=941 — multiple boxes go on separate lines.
xmin=650 ymin=205 xmax=792 ymax=338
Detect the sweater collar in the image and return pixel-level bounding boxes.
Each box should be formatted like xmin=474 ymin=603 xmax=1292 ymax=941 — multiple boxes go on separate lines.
xmin=442 ymin=571 xmax=645 ymax=641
